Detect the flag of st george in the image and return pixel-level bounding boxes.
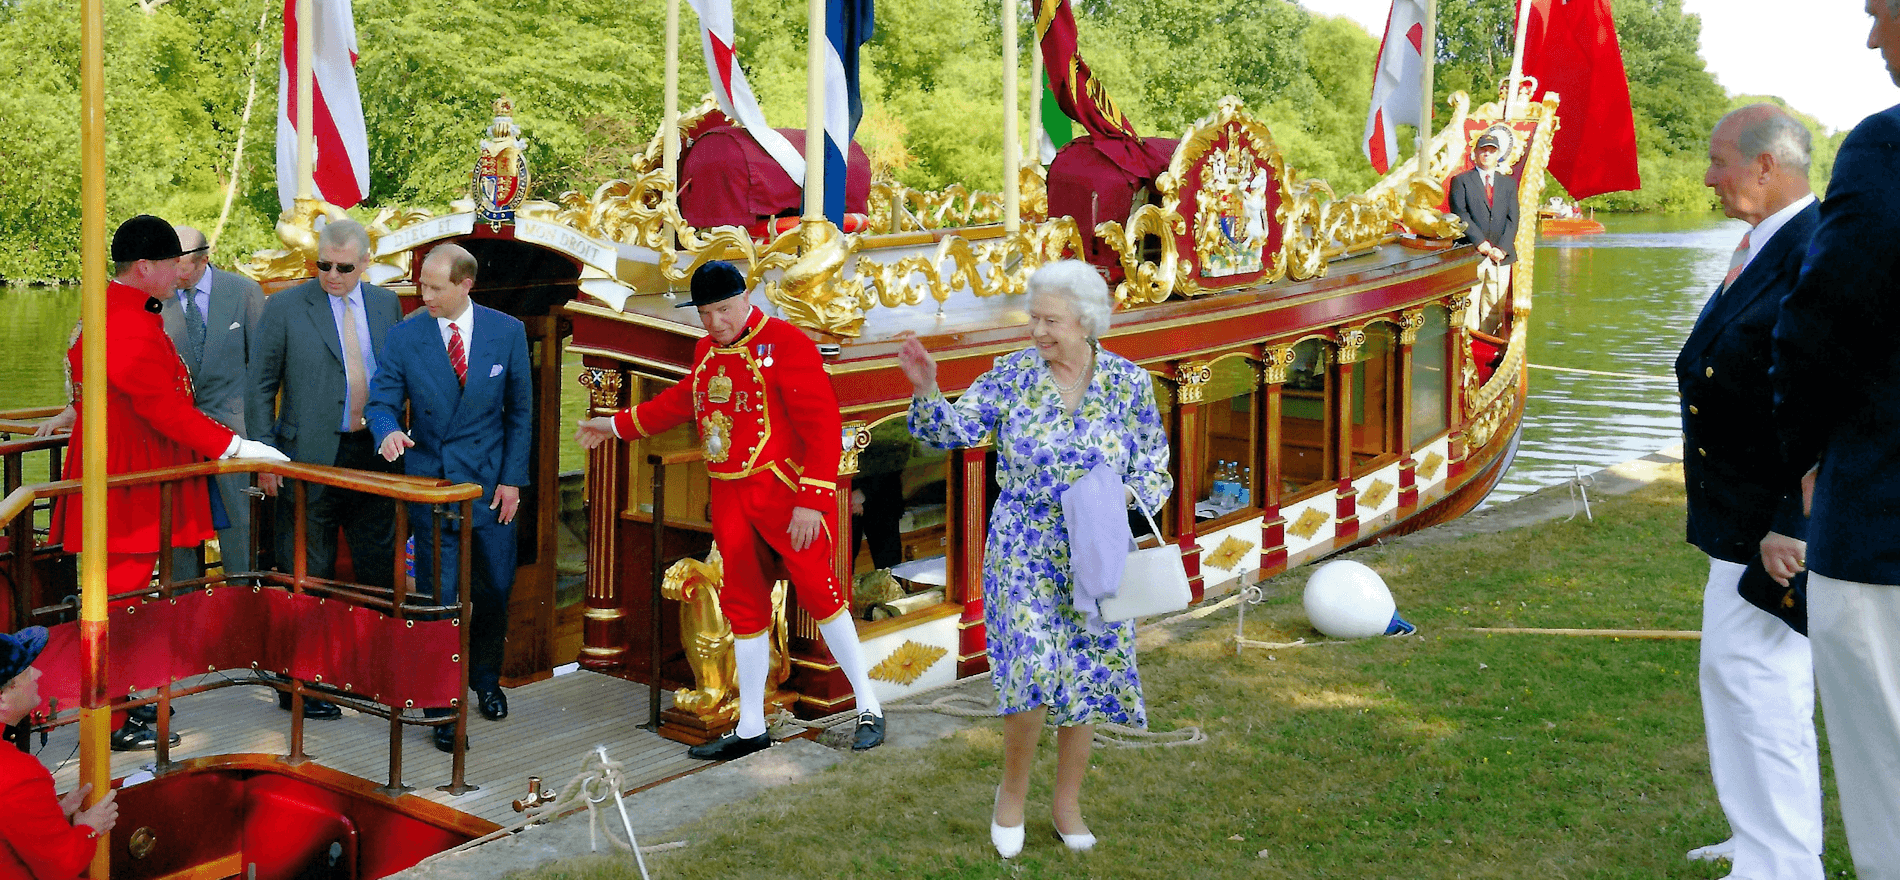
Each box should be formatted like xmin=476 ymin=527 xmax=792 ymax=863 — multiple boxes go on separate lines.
xmin=277 ymin=0 xmax=370 ymax=211
xmin=1518 ymin=0 xmax=1640 ymax=199
xmin=1362 ymin=0 xmax=1428 ymax=175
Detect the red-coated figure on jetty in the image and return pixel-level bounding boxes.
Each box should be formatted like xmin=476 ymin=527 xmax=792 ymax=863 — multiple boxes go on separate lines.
xmin=576 ymin=261 xmax=888 ymax=758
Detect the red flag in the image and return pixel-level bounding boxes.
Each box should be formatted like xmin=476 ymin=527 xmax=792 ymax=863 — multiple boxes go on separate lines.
xmin=1363 ymin=0 xmax=1429 ymax=174
xmin=1036 ymin=0 xmax=1138 ymax=142
xmin=1518 ymin=0 xmax=1640 ymax=199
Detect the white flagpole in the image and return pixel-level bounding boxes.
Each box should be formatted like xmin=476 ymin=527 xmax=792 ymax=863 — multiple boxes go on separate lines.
xmin=295 ymin=0 xmax=315 ymax=201
xmin=1506 ymin=0 xmax=1533 ymax=118
xmin=802 ymin=0 xmax=826 ymax=221
xmin=1029 ymin=20 xmax=1043 ymax=166
xmin=664 ymin=0 xmax=680 ymax=183
xmin=1417 ymin=0 xmax=1436 ymax=166
xmin=1002 ymin=0 xmax=1020 ymax=234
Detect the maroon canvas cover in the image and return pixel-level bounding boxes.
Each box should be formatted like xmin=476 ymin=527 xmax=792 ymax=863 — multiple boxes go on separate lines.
xmin=34 ymin=587 xmax=464 ymax=712
xmin=1048 ymin=135 xmax=1178 ymax=275
xmin=678 ymin=127 xmax=872 ymax=230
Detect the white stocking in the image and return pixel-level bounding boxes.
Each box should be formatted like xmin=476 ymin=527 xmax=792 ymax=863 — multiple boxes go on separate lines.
xmin=817 ymin=615 xmax=883 ymax=717
xmin=733 ymin=633 xmax=770 ymax=738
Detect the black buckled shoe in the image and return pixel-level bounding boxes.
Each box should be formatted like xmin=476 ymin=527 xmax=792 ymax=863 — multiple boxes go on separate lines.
xmin=110 ymin=720 xmax=180 ymax=752
xmin=851 ymin=711 xmax=886 ymax=752
xmin=687 ymin=730 xmax=771 ymax=761
xmin=127 ymin=704 xmax=174 ymax=725
xmin=433 ymin=723 xmax=462 ymax=754
xmin=476 ymin=688 xmax=508 ymax=721
xmin=275 ymin=690 xmax=343 ymax=720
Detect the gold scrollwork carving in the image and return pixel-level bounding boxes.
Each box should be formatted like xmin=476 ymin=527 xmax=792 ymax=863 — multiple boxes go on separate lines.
xmin=578 ymin=368 xmax=625 ymax=412
xmin=1098 ymin=204 xmax=1186 ymax=305
xmin=840 ymin=421 xmax=871 ymax=476
xmin=1337 ymin=329 xmax=1368 ymax=364
xmin=1175 ymin=360 xmax=1213 ymax=405
xmin=661 ymin=547 xmax=791 ymax=724
xmin=1398 ymin=309 xmax=1427 ymax=346
xmin=1260 ymin=345 xmax=1297 ymax=385
xmin=1447 ymin=292 xmax=1473 ymax=328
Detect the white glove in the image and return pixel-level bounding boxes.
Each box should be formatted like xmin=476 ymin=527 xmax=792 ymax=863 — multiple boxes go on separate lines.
xmin=224 ymin=438 xmax=290 ymax=462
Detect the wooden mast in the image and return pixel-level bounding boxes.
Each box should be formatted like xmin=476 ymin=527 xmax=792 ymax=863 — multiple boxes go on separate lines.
xmin=295 ymin=0 xmax=315 ymax=200
xmin=78 ymin=0 xmax=111 ymax=873
xmin=1002 ymin=0 xmax=1020 ymax=234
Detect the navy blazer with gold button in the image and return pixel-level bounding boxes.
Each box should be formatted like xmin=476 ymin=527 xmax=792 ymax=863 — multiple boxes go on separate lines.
xmin=1676 ymin=201 xmax=1818 ymax=563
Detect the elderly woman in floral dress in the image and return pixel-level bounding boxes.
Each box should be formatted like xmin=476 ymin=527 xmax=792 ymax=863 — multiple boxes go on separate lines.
xmin=898 ymin=260 xmax=1173 ymax=858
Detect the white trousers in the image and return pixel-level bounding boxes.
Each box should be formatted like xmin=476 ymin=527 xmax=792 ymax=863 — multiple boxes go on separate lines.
xmin=1699 ymin=557 xmax=1822 ymax=880
xmin=1808 ymin=572 xmax=1900 ymax=880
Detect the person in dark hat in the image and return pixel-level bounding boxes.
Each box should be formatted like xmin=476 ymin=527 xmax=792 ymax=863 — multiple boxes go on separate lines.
xmin=574 ymin=260 xmax=888 ymax=759
xmin=1448 ymin=130 xmax=1520 ymax=268
xmin=53 ymin=216 xmax=289 ymax=751
xmin=1 ymin=627 xmax=121 ymax=879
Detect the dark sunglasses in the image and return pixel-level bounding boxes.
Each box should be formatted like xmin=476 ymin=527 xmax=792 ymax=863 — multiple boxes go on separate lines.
xmin=315 ymin=261 xmax=358 ymax=274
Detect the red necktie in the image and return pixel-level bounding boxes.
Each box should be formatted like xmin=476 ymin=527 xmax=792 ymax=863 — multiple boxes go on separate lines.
xmin=449 ymin=323 xmax=467 ymax=386
xmin=1721 ymin=231 xmax=1752 ymax=291
xmin=1484 ymin=175 xmax=1494 ymax=206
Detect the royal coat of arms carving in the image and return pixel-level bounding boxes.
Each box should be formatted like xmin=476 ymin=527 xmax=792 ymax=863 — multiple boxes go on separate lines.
xmin=474 ymin=97 xmax=530 ymax=227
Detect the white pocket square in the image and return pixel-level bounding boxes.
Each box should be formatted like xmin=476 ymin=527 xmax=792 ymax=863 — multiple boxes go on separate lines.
xmin=228 ymin=321 xmax=241 ymax=330
xmin=488 ymin=364 xmax=503 ymax=377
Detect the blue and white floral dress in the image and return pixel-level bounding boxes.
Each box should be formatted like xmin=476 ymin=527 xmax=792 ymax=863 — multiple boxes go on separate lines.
xmin=910 ymin=346 xmax=1173 ymax=727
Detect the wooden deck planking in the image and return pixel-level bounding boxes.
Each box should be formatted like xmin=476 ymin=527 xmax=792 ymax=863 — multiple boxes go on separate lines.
xmin=40 ymin=669 xmax=707 ymax=826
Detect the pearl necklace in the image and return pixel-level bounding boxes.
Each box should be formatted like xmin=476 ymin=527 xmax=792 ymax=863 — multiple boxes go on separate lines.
xmin=1052 ymin=359 xmax=1090 ymax=395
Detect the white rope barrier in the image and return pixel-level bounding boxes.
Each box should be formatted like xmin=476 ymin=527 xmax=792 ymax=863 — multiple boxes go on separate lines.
xmin=1528 ymin=362 xmax=1674 ymax=382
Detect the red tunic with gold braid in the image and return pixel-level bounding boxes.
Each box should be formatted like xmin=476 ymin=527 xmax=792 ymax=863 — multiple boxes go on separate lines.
xmin=611 ymin=307 xmax=847 ymax=635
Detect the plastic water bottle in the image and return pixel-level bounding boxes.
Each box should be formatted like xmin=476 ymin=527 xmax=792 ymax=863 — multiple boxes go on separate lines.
xmin=1239 ymin=467 xmax=1253 ymax=507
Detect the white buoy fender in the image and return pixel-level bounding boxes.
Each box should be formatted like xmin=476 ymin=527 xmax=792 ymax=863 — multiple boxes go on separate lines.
xmin=1303 ymin=560 xmax=1396 ymax=639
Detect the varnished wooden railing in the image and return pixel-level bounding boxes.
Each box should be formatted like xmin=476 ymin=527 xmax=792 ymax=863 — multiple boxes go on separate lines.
xmin=0 ymin=425 xmax=488 ymax=795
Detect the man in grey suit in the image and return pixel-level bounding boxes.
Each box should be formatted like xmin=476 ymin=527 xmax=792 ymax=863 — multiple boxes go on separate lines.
xmin=162 ymin=226 xmax=266 ymax=580
xmin=251 ymin=219 xmax=402 ymax=721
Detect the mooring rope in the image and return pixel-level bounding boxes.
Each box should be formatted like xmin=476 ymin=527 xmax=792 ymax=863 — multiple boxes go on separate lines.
xmin=1528 ymin=363 xmax=1674 ymax=382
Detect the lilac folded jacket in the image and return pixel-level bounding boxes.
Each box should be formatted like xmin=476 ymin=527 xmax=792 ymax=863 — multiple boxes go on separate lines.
xmin=1061 ymin=462 xmax=1135 ymax=631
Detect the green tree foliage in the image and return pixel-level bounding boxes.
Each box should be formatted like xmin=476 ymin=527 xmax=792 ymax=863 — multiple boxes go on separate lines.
xmin=0 ymin=0 xmax=1850 ymax=281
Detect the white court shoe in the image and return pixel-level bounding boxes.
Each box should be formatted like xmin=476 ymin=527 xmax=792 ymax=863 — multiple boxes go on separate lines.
xmin=1056 ymin=828 xmax=1097 ymax=852
xmin=1686 ymin=838 xmax=1735 ymax=862
xmin=990 ymin=788 xmax=1024 ymax=858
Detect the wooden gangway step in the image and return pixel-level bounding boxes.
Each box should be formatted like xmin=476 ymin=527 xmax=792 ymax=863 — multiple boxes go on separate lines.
xmin=38 ymin=669 xmax=701 ymax=826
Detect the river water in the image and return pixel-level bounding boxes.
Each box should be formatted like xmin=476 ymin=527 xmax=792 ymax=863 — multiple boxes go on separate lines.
xmin=0 ymin=212 xmax=1740 ymax=499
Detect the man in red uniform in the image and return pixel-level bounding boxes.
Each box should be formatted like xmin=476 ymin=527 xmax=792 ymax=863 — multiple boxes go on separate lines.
xmin=575 ymin=261 xmax=886 ymax=758
xmin=56 ymin=216 xmax=288 ymax=750
xmin=1 ymin=626 xmax=120 ymax=880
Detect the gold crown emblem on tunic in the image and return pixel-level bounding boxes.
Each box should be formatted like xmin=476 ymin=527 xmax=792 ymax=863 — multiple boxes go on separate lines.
xmin=707 ymin=366 xmax=733 ymax=404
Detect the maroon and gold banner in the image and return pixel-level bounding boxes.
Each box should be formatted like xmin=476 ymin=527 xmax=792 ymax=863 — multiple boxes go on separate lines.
xmin=1036 ymin=0 xmax=1139 ymax=142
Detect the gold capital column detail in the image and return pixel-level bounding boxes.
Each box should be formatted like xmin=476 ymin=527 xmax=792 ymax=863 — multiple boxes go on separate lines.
xmin=1169 ymin=361 xmax=1209 ymax=599
xmin=579 ymin=367 xmax=629 ymax=670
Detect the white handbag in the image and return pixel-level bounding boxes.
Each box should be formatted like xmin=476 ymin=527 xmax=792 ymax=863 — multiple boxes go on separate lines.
xmin=1097 ymin=505 xmax=1191 ymax=622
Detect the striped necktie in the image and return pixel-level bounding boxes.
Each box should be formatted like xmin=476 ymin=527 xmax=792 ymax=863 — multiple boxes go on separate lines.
xmin=449 ymin=323 xmax=467 ymax=386
xmin=1720 ymin=231 xmax=1752 ymax=292
xmin=179 ymin=289 xmax=205 ymax=371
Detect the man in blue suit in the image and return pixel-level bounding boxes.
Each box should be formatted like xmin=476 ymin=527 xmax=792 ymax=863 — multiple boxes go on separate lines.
xmin=1676 ymin=104 xmax=1821 ymax=879
xmin=366 ymin=243 xmax=532 ymax=754
xmin=1771 ymin=3 xmax=1900 ymax=873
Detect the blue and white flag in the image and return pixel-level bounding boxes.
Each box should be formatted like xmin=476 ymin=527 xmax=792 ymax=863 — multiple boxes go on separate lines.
xmin=822 ymin=0 xmax=873 ymax=225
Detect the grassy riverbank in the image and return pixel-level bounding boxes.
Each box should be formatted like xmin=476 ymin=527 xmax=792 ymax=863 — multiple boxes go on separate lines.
xmin=520 ymin=472 xmax=1852 ymax=879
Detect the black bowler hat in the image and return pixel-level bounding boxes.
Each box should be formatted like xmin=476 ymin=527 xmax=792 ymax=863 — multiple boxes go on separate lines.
xmin=111 ymin=215 xmax=187 ymax=262
xmin=0 ymin=626 xmax=47 ymax=687
xmin=676 ymin=260 xmax=749 ymax=308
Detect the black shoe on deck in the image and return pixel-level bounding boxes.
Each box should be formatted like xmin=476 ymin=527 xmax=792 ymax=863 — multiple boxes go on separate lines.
xmin=687 ymin=731 xmax=771 ymax=761
xmin=851 ymin=711 xmax=886 ymax=751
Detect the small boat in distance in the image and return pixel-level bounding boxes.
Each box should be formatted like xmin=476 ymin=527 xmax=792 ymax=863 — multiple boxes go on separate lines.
xmin=1539 ymin=198 xmax=1607 ymax=235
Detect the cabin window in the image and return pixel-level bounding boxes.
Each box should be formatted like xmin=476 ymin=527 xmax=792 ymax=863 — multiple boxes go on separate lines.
xmin=1195 ymin=357 xmax=1261 ymax=524
xmin=850 ymin=418 xmax=951 ymax=622
xmin=1408 ymin=306 xmax=1451 ymax=448
xmin=1351 ymin=324 xmax=1401 ymax=476
xmin=1277 ymin=338 xmax=1333 ymax=500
